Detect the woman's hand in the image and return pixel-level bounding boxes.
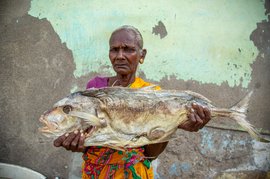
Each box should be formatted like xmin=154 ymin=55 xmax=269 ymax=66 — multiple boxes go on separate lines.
xmin=178 ymin=103 xmax=211 ymax=132
xmin=53 ymin=128 xmax=91 ymax=152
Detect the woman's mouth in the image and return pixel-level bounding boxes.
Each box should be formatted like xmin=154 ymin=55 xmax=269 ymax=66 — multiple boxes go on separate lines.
xmin=114 ymin=64 xmax=128 ymax=69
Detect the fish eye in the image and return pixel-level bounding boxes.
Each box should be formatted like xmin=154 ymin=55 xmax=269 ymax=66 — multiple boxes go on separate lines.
xmin=63 ymin=105 xmax=72 ymax=114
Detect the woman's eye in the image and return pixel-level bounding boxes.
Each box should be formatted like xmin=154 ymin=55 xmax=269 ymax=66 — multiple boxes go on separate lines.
xmin=110 ymin=48 xmax=117 ymax=52
xmin=124 ymin=47 xmax=135 ymax=53
xmin=63 ymin=105 xmax=72 ymax=114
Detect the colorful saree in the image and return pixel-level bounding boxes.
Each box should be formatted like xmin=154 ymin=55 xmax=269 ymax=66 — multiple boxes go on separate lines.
xmin=82 ymin=76 xmax=159 ymax=179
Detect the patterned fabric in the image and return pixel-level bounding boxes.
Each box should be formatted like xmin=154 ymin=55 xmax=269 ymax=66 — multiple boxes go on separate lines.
xmin=82 ymin=147 xmax=153 ymax=179
xmin=82 ymin=76 xmax=160 ymax=179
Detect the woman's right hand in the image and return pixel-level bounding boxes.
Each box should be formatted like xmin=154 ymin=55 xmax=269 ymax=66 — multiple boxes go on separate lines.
xmin=53 ymin=129 xmax=89 ymax=152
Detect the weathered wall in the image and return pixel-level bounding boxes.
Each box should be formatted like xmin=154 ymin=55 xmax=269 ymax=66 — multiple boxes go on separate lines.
xmin=0 ymin=0 xmax=269 ymax=179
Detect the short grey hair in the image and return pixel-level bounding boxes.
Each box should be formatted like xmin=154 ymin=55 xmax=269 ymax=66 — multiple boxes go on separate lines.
xmin=110 ymin=25 xmax=144 ymax=49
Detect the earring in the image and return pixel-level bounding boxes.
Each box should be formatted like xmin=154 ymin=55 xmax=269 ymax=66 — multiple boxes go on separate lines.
xmin=139 ymin=59 xmax=144 ymax=64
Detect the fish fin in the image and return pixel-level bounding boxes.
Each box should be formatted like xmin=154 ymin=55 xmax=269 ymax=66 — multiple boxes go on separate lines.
xmin=153 ymin=127 xmax=178 ymax=143
xmin=230 ymin=113 xmax=270 ymax=143
xmin=230 ymin=91 xmax=253 ymax=113
xmin=229 ymin=91 xmax=269 ymax=143
xmin=69 ymin=111 xmax=105 ymax=127
xmin=81 ymin=89 xmax=107 ymax=98
xmin=140 ymin=85 xmax=160 ymax=91
xmin=147 ymin=127 xmax=166 ymax=140
xmin=184 ymin=91 xmax=212 ymax=103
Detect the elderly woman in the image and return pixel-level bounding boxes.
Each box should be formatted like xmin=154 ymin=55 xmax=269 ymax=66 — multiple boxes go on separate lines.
xmin=54 ymin=25 xmax=211 ymax=179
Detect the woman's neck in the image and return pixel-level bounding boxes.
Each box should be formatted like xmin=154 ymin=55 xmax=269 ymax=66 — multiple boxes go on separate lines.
xmin=109 ymin=74 xmax=136 ymax=87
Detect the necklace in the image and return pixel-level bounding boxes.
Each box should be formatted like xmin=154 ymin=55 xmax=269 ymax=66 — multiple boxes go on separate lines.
xmin=111 ymin=79 xmax=119 ymax=87
xmin=111 ymin=79 xmax=132 ymax=88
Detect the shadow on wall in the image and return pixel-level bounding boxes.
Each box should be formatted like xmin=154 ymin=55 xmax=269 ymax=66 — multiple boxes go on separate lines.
xmin=0 ymin=11 xmax=76 ymax=178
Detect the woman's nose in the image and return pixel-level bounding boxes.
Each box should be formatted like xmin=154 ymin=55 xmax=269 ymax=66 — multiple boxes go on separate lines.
xmin=116 ymin=49 xmax=124 ymax=59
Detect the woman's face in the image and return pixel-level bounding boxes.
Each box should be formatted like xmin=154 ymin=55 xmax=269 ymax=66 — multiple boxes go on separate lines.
xmin=109 ymin=30 xmax=143 ymax=75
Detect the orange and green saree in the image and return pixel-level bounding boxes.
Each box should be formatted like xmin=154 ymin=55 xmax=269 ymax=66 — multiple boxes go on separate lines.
xmin=82 ymin=77 xmax=159 ymax=179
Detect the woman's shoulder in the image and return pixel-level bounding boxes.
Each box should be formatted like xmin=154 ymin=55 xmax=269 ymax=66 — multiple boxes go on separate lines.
xmin=131 ymin=77 xmax=161 ymax=90
xmin=86 ymin=76 xmax=110 ymax=89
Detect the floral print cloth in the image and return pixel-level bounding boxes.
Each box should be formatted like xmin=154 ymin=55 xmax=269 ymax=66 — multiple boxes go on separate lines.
xmin=82 ymin=77 xmax=160 ymax=179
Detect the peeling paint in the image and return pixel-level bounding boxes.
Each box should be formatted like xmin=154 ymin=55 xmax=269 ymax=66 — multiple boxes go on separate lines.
xmin=152 ymin=21 xmax=167 ymax=39
xmin=252 ymin=141 xmax=270 ymax=170
xmin=198 ymin=128 xmax=255 ymax=164
xmin=179 ymin=162 xmax=191 ymax=172
xmin=169 ymin=163 xmax=180 ymax=176
xmin=200 ymin=128 xmax=214 ymax=154
xmin=28 ymin=0 xmax=267 ymax=88
xmin=70 ymin=85 xmax=78 ymax=93
xmin=168 ymin=162 xmax=191 ymax=177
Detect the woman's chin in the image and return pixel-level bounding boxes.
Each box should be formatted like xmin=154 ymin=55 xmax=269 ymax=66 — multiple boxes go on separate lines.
xmin=114 ymin=68 xmax=131 ymax=75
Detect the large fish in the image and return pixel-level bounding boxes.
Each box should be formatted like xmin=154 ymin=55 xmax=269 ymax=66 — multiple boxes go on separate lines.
xmin=39 ymin=87 xmax=269 ymax=150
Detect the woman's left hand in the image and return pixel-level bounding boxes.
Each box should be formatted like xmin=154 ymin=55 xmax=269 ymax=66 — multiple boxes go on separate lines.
xmin=178 ymin=103 xmax=211 ymax=132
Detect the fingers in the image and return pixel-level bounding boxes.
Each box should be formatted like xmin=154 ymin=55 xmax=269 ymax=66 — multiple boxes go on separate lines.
xmin=203 ymin=106 xmax=211 ymax=121
xmin=193 ymin=113 xmax=203 ymax=131
xmin=187 ymin=108 xmax=196 ymax=123
xmin=188 ymin=106 xmax=203 ymax=125
xmin=179 ymin=107 xmax=197 ymax=131
xmin=192 ymin=103 xmax=205 ymax=119
xmin=53 ymin=134 xmax=67 ymax=147
xmin=70 ymin=131 xmax=81 ymax=152
xmin=78 ymin=133 xmax=86 ymax=152
xmin=53 ymin=129 xmax=87 ymax=152
xmin=181 ymin=103 xmax=211 ymax=132
xmin=62 ymin=131 xmax=77 ymax=150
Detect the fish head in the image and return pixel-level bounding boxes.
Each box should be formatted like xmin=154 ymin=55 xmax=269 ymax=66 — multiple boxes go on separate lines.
xmin=39 ymin=103 xmax=81 ymax=138
xmin=39 ymin=92 xmax=98 ymax=138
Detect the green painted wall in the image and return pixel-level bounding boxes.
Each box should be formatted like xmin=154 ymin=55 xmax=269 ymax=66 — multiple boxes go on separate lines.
xmin=29 ymin=0 xmax=267 ymax=87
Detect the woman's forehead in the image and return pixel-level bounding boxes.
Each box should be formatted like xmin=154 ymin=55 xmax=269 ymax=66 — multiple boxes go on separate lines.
xmin=110 ymin=30 xmax=138 ymax=46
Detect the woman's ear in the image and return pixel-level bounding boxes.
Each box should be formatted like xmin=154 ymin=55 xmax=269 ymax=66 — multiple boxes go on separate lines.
xmin=140 ymin=49 xmax=147 ymax=64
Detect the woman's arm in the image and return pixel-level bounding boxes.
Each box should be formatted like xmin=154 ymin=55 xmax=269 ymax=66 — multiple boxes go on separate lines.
xmin=144 ymin=142 xmax=168 ymax=160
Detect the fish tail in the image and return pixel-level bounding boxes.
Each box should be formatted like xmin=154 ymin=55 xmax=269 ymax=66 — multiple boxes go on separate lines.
xmin=229 ymin=112 xmax=268 ymax=142
xmin=212 ymin=91 xmax=269 ymax=143
xmin=230 ymin=90 xmax=253 ymax=114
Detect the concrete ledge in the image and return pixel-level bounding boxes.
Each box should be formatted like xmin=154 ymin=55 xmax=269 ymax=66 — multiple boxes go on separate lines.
xmin=0 ymin=163 xmax=46 ymax=179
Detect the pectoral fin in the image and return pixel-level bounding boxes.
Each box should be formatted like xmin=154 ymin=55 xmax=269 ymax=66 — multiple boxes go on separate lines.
xmin=147 ymin=127 xmax=166 ymax=140
xmin=69 ymin=111 xmax=106 ymax=127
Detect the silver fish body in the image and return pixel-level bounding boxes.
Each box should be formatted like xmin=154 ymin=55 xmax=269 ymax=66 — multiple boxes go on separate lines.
xmin=39 ymin=87 xmax=269 ymax=150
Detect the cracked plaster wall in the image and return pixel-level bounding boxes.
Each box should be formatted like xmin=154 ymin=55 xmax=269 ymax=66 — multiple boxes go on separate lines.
xmin=0 ymin=0 xmax=270 ymax=178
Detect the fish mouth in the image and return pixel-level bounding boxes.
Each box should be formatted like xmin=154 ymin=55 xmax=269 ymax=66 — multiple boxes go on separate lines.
xmin=39 ymin=114 xmax=59 ymax=133
xmin=84 ymin=126 xmax=96 ymax=137
xmin=39 ymin=113 xmax=99 ymax=137
xmin=39 ymin=115 xmax=49 ymax=128
xmin=38 ymin=126 xmax=54 ymax=133
xmin=38 ymin=126 xmax=56 ymax=138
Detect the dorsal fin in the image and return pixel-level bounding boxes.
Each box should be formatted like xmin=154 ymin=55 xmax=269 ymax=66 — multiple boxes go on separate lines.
xmin=139 ymin=85 xmax=159 ymax=91
xmin=184 ymin=90 xmax=212 ymax=103
xmin=81 ymin=88 xmax=107 ymax=98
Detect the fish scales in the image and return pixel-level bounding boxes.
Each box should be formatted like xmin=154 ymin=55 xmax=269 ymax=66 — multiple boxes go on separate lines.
xmin=96 ymin=89 xmax=190 ymax=132
xmin=39 ymin=87 xmax=269 ymax=151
